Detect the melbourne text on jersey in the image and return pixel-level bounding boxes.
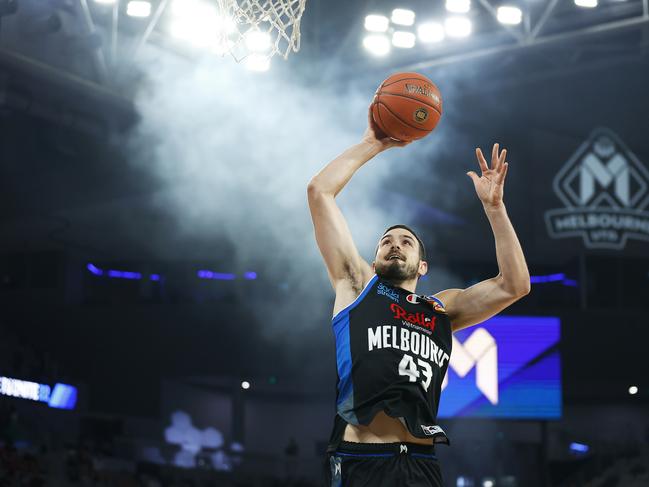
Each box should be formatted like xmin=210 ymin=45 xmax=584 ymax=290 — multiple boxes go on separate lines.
xmin=367 ymin=325 xmax=450 ymax=368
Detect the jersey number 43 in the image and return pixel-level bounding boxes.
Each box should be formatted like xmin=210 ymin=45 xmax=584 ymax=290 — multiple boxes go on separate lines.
xmin=398 ymin=353 xmax=433 ymax=392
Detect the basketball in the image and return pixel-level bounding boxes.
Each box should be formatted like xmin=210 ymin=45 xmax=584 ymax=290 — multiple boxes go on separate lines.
xmin=371 ymin=72 xmax=443 ymax=142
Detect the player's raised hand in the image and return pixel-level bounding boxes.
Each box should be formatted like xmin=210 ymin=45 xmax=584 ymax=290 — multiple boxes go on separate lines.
xmin=361 ymin=105 xmax=412 ymax=152
xmin=467 ymin=143 xmax=509 ymax=210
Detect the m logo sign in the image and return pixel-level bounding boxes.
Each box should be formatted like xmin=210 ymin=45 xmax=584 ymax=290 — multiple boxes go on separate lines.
xmin=544 ymin=128 xmax=649 ymax=249
xmin=441 ymin=328 xmax=498 ymax=405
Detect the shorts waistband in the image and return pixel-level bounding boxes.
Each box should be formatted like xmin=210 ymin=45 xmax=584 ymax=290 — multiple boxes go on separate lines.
xmin=335 ymin=440 xmax=436 ymax=457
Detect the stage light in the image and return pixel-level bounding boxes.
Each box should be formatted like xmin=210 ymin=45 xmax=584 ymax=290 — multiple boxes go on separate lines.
xmin=482 ymin=480 xmax=494 ymax=487
xmin=197 ymin=270 xmax=236 ymax=280
xmin=215 ymin=15 xmax=237 ymax=34
xmin=392 ymin=31 xmax=416 ymax=48
xmin=456 ymin=477 xmax=474 ymax=487
xmin=569 ymin=442 xmax=590 ymax=454
xmin=418 ymin=22 xmax=445 ymax=43
xmin=446 ymin=0 xmax=471 ymax=14
xmin=445 ymin=17 xmax=472 ymax=38
xmin=170 ymin=1 xmax=238 ymax=49
xmin=244 ymin=54 xmax=271 ymax=72
xmin=363 ymin=34 xmax=391 ymax=56
xmin=574 ymin=0 xmax=598 ymax=7
xmin=530 ymin=273 xmax=565 ymax=283
xmin=107 ymin=270 xmax=142 ymax=279
xmin=391 ymin=8 xmax=416 ymax=26
xmin=497 ymin=6 xmax=522 ymax=25
xmin=87 ymin=263 xmax=103 ymax=276
xmin=241 ymin=381 xmax=251 ymax=390
xmin=364 ymin=14 xmax=390 ymax=32
xmin=127 ymin=1 xmax=151 ymax=17
xmin=629 ymin=385 xmax=638 ymax=395
xmin=245 ymin=30 xmax=271 ymax=52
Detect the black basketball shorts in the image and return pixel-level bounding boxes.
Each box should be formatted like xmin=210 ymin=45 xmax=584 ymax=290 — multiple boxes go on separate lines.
xmin=324 ymin=441 xmax=443 ymax=487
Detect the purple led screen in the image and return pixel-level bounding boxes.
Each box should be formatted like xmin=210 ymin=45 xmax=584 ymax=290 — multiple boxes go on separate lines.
xmin=438 ymin=316 xmax=561 ymax=419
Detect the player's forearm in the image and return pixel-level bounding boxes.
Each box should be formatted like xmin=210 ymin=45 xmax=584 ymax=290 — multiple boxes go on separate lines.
xmin=484 ymin=204 xmax=531 ymax=295
xmin=308 ymin=141 xmax=381 ymax=197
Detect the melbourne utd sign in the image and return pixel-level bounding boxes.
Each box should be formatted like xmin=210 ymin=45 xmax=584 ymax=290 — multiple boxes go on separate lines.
xmin=544 ymin=128 xmax=649 ymax=250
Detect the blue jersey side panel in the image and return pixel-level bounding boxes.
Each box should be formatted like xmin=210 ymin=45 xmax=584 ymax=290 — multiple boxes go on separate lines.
xmin=332 ymin=275 xmax=378 ymax=420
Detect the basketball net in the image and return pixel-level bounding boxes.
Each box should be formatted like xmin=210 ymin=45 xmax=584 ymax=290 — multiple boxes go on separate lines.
xmin=216 ymin=0 xmax=307 ymax=63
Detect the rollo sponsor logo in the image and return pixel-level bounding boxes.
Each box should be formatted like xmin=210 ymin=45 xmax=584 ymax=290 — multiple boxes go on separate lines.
xmin=390 ymin=303 xmax=436 ymax=331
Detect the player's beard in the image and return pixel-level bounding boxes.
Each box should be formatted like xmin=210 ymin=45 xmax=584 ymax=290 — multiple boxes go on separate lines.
xmin=375 ymin=258 xmax=419 ymax=283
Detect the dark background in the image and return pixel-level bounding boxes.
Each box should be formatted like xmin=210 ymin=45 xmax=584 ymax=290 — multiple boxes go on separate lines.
xmin=1 ymin=0 xmax=648 ymax=485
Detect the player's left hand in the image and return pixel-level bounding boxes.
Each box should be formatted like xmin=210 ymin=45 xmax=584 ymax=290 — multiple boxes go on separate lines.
xmin=467 ymin=143 xmax=509 ymax=210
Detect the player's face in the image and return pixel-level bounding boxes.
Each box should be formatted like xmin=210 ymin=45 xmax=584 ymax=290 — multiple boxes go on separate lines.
xmin=374 ymin=229 xmax=421 ymax=282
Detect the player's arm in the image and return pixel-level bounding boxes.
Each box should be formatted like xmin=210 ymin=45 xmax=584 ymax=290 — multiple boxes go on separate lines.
xmin=434 ymin=143 xmax=530 ymax=332
xmin=307 ymin=108 xmax=410 ymax=290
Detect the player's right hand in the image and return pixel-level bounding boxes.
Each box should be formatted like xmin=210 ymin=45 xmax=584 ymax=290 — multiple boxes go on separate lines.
xmin=361 ymin=105 xmax=412 ymax=152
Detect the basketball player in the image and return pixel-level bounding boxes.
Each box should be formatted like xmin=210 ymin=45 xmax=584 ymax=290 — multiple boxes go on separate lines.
xmin=307 ymin=108 xmax=531 ymax=486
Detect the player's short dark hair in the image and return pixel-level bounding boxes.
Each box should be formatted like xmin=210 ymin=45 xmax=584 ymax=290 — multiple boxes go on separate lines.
xmin=376 ymin=224 xmax=426 ymax=261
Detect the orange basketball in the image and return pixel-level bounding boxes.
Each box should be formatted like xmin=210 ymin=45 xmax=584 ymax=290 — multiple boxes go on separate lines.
xmin=371 ymin=72 xmax=442 ymax=142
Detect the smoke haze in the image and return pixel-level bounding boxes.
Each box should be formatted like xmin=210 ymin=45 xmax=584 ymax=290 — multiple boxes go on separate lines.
xmin=127 ymin=48 xmax=466 ymax=351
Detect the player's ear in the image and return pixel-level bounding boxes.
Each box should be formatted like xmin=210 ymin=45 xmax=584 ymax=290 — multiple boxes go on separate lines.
xmin=418 ymin=260 xmax=428 ymax=277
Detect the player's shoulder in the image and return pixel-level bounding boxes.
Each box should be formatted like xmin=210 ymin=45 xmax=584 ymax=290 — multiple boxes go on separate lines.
xmin=424 ymin=288 xmax=462 ymax=314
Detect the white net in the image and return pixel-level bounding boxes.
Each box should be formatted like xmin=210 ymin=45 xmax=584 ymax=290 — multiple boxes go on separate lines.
xmin=215 ymin=0 xmax=307 ymax=63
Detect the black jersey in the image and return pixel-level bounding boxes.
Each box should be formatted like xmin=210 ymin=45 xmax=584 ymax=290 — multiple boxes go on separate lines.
xmin=327 ymin=274 xmax=452 ymax=451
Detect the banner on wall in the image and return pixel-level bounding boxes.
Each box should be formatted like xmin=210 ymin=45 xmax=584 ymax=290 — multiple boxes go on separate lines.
xmin=438 ymin=316 xmax=561 ymax=419
xmin=544 ymin=128 xmax=649 ymax=250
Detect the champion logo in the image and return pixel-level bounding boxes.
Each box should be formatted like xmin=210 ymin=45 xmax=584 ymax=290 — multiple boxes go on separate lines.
xmin=406 ymin=294 xmax=421 ymax=304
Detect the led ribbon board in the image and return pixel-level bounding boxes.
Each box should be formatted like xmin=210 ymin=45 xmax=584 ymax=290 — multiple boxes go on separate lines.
xmin=438 ymin=316 xmax=561 ymax=418
xmin=0 ymin=376 xmax=78 ymax=410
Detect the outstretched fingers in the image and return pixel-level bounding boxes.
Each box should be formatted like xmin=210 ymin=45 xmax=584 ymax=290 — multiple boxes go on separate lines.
xmin=497 ymin=161 xmax=509 ymax=184
xmin=475 ymin=148 xmax=489 ymax=173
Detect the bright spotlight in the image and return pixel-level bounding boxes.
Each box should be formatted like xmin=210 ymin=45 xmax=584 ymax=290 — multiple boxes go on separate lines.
xmin=363 ymin=34 xmax=391 ymax=56
xmin=497 ymin=6 xmax=522 ymax=25
xmin=364 ymin=14 xmax=390 ymax=32
xmin=126 ymin=0 xmax=151 ymax=17
xmin=171 ymin=18 xmax=220 ymax=48
xmin=418 ymin=22 xmax=445 ymax=43
xmin=574 ymin=0 xmax=598 ymax=7
xmin=445 ymin=17 xmax=472 ymax=38
xmin=392 ymin=31 xmax=416 ymax=48
xmin=244 ymin=54 xmax=271 ymax=72
xmin=482 ymin=481 xmax=494 ymax=487
xmin=245 ymin=30 xmax=271 ymax=52
xmin=215 ymin=15 xmax=237 ymax=34
xmin=391 ymin=8 xmax=416 ymax=26
xmin=170 ymin=0 xmax=239 ymax=49
xmin=629 ymin=385 xmax=638 ymax=395
xmin=446 ymin=0 xmax=471 ymax=14
xmin=241 ymin=381 xmax=251 ymax=389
